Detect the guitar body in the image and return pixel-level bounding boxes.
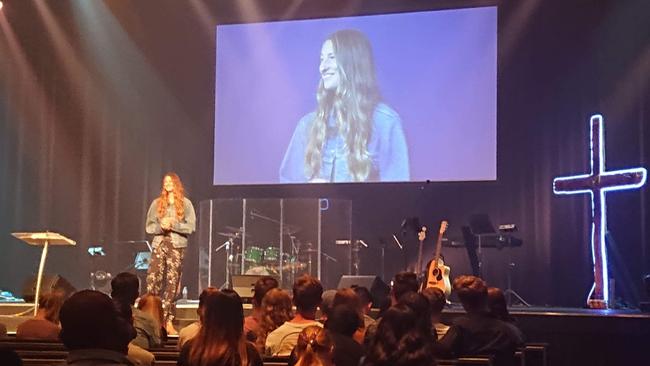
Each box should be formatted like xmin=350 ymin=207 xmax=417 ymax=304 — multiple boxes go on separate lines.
xmin=425 ymin=258 xmax=451 ymax=298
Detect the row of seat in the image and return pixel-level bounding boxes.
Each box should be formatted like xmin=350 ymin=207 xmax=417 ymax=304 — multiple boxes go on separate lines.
xmin=1 ymin=339 xmax=548 ymax=366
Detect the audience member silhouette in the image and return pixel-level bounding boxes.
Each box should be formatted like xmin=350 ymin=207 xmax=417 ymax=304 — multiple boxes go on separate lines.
xmin=435 ymin=276 xmax=523 ymax=366
xmin=293 ymin=326 xmax=334 ymax=366
xmin=421 ymin=286 xmax=449 ymax=339
xmin=265 ymin=275 xmax=323 ymax=356
xmin=59 ymin=290 xmax=133 ymax=365
xmin=16 ymin=291 xmax=64 ymax=341
xmin=111 ymin=272 xmax=160 ymax=349
xmin=245 ymin=276 xmax=279 ymax=342
xmin=178 ymin=289 xmax=262 ymax=366
xmin=362 ymin=303 xmax=435 ymax=366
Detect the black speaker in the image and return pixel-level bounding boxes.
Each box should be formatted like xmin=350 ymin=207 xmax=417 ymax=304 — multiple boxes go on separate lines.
xmin=22 ymin=274 xmax=76 ymax=302
xmin=337 ymin=275 xmax=390 ymax=307
xmin=231 ymin=275 xmax=276 ymax=304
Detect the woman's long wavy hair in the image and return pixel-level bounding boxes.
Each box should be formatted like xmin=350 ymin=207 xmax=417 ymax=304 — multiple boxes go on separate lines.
xmin=188 ymin=288 xmax=250 ymax=366
xmin=157 ymin=172 xmax=185 ymax=220
xmin=256 ymin=288 xmax=293 ymax=353
xmin=362 ymin=304 xmax=434 ymax=366
xmin=294 ymin=326 xmax=334 ymax=366
xmin=137 ymin=294 xmax=164 ymax=332
xmin=305 ymin=29 xmax=381 ymax=182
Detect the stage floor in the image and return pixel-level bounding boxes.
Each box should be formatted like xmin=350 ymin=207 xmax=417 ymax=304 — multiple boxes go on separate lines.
xmin=2 ymin=301 xmax=648 ymax=365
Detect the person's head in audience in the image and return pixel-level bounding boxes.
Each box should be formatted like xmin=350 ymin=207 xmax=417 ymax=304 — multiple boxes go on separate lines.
xmin=189 ymin=289 xmax=250 ymax=366
xmin=112 ymin=297 xmax=139 ymax=342
xmin=197 ymin=287 xmax=219 ymax=323
xmin=294 ymin=326 xmax=334 ymax=366
xmin=325 ymin=304 xmax=362 ymax=338
xmin=111 ymin=272 xmax=140 ymax=306
xmin=320 ymin=289 xmax=337 ymax=321
xmin=421 ymin=286 xmax=446 ymax=323
xmin=293 ymin=274 xmax=323 ymax=319
xmin=332 ymin=288 xmax=362 ymax=312
xmin=256 ymin=288 xmax=293 ymax=350
xmin=487 ymin=287 xmax=515 ymax=323
xmin=352 ymin=285 xmax=373 ymax=315
xmin=362 ymin=303 xmax=434 ymax=366
xmin=398 ymin=291 xmax=432 ymax=336
xmin=454 ymin=275 xmax=488 ymax=314
xmin=391 ymin=271 xmax=418 ymax=305
xmin=138 ymin=293 xmax=165 ymax=329
xmin=252 ymin=276 xmax=279 ymax=312
xmin=37 ymin=291 xmax=65 ymax=323
xmin=60 ymin=290 xmax=132 ymax=354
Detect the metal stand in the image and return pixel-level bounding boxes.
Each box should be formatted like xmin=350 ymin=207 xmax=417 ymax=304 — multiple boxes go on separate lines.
xmin=11 ymin=232 xmax=76 ymax=315
xmin=504 ymin=261 xmax=531 ymax=307
xmin=215 ymin=238 xmax=234 ymax=289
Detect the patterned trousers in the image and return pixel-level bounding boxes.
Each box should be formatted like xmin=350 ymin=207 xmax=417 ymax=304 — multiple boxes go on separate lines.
xmin=146 ymin=237 xmax=184 ymax=322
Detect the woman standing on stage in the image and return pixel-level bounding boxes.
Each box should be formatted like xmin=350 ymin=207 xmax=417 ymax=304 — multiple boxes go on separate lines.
xmin=145 ymin=173 xmax=196 ymax=330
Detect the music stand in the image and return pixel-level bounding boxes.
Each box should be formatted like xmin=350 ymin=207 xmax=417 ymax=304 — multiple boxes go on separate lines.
xmin=11 ymin=232 xmax=76 ymax=315
xmin=468 ymin=214 xmax=496 ymax=278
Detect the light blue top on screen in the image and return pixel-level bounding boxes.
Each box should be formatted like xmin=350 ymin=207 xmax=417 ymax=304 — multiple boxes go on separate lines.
xmin=279 ymin=103 xmax=410 ymax=183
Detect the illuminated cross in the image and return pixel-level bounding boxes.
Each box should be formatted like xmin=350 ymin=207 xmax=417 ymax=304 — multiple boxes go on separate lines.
xmin=553 ymin=114 xmax=647 ymax=309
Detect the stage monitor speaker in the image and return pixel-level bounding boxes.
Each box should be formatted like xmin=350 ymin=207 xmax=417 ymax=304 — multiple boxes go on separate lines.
xmin=22 ymin=274 xmax=76 ymax=302
xmin=231 ymin=275 xmax=275 ymax=304
xmin=337 ymin=275 xmax=390 ymax=307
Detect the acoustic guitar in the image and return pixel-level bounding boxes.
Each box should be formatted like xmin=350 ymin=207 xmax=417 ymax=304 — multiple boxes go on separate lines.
xmin=424 ymin=221 xmax=451 ymax=297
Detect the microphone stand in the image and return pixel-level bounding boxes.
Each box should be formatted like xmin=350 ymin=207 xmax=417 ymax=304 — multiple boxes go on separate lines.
xmin=215 ymin=237 xmax=235 ymax=289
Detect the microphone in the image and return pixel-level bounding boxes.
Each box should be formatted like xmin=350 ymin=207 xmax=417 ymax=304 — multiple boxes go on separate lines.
xmin=358 ymin=240 xmax=368 ymax=248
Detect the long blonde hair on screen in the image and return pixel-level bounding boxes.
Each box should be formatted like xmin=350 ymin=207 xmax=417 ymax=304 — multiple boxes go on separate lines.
xmin=305 ymin=29 xmax=381 ymax=182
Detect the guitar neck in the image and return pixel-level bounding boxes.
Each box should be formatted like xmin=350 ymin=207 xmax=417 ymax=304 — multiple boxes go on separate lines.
xmin=433 ymin=234 xmax=443 ymax=265
xmin=416 ymin=239 xmax=424 ymax=274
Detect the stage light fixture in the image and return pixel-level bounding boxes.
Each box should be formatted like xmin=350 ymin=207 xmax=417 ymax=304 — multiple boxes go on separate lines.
xmin=0 ymin=2 xmax=4 ymax=11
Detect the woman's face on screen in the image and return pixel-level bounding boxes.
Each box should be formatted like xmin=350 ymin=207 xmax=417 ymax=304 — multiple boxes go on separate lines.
xmin=319 ymin=40 xmax=340 ymax=91
xmin=163 ymin=176 xmax=175 ymax=193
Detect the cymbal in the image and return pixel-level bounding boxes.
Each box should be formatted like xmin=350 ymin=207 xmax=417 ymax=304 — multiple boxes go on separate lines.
xmin=225 ymin=225 xmax=245 ymax=233
xmin=216 ymin=232 xmax=246 ymax=239
xmin=283 ymin=225 xmax=301 ymax=235
xmin=298 ymin=249 xmax=319 ymax=254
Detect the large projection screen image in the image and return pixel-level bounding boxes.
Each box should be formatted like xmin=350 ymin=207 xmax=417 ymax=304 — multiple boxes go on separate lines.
xmin=214 ymin=6 xmax=497 ymax=185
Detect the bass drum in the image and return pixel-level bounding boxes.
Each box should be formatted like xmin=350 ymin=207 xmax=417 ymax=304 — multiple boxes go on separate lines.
xmin=244 ymin=266 xmax=278 ymax=276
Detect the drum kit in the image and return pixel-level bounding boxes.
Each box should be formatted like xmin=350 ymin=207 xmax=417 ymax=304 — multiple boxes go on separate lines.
xmin=215 ymin=225 xmax=317 ymax=284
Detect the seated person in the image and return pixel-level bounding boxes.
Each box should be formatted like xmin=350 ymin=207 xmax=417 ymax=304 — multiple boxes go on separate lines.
xmin=352 ymin=285 xmax=376 ymax=328
xmin=318 ymin=289 xmax=337 ymax=323
xmin=436 ymin=276 xmax=523 ymax=366
xmin=361 ymin=304 xmax=434 ymax=366
xmin=421 ymin=286 xmax=450 ymax=339
xmin=177 ymin=287 xmax=213 ymax=349
xmin=265 ymin=274 xmax=323 ymax=356
xmin=16 ymin=291 xmax=64 ymax=341
xmin=137 ymin=294 xmax=167 ymax=342
xmin=290 ymin=303 xmax=364 ymax=366
xmin=293 ymin=326 xmax=334 ymax=366
xmin=178 ymin=289 xmax=262 ymax=366
xmin=60 ymin=290 xmax=134 ymax=365
xmin=111 ymin=272 xmax=161 ymax=349
xmin=244 ymin=276 xmax=279 ymax=340
xmin=487 ymin=287 xmax=524 ymax=343
xmin=253 ymin=288 xmax=293 ymax=354
xmin=364 ymin=271 xmax=419 ymax=349
xmin=113 ymin=299 xmax=155 ymax=366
